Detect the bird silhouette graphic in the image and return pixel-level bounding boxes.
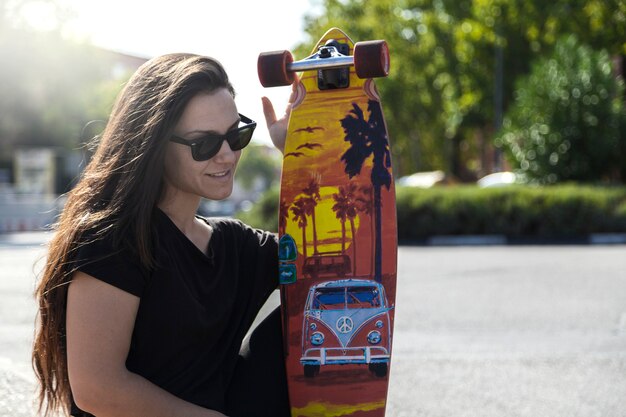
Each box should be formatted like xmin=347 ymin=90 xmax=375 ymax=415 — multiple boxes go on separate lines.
xmin=296 ymin=142 xmax=323 ymax=151
xmin=294 ymin=126 xmax=324 ymax=134
xmin=284 ymin=151 xmax=306 ymax=158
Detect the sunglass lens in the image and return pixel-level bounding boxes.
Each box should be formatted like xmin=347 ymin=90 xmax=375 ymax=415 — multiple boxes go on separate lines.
xmin=193 ymin=139 xmax=221 ymax=161
xmin=190 ymin=124 xmax=254 ymax=161
xmin=230 ymin=127 xmax=254 ymax=151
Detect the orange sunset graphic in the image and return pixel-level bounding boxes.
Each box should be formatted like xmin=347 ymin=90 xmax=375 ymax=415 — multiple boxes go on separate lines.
xmin=276 ymin=28 xmax=397 ymax=417
xmin=279 ymin=74 xmax=397 ymax=280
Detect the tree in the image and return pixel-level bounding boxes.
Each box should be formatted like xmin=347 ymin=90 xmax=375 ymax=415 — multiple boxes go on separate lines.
xmin=497 ymin=35 xmax=626 ymax=183
xmin=0 ymin=0 xmax=132 ymax=177
xmin=236 ymin=144 xmax=281 ymax=191
xmin=299 ymin=0 xmax=626 ymax=179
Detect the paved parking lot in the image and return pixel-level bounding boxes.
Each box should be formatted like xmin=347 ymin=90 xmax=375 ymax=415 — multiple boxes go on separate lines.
xmin=1 ymin=233 xmax=625 ymax=416
xmin=388 ymin=245 xmax=626 ymax=417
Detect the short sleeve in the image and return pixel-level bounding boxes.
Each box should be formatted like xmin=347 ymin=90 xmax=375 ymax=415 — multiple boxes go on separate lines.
xmin=236 ymin=220 xmax=279 ymax=318
xmin=244 ymin=223 xmax=279 ymax=288
xmin=72 ymin=235 xmax=148 ymax=297
xmin=212 ymin=219 xmax=279 ymax=306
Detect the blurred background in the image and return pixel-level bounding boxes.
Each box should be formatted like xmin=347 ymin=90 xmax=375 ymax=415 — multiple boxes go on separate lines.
xmin=1 ymin=2 xmax=626 ymax=416
xmin=1 ymin=0 xmax=625 ymax=238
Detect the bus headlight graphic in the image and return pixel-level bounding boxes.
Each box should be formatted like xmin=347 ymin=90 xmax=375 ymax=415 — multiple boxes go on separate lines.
xmin=367 ymin=330 xmax=382 ymax=345
xmin=311 ymin=332 xmax=325 ymax=346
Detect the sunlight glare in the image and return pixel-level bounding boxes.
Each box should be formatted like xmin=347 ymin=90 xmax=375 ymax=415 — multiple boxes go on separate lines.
xmin=53 ymin=0 xmax=319 ymax=144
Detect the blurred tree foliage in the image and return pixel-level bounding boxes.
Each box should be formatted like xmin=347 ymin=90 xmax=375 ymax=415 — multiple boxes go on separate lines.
xmin=497 ymin=36 xmax=626 ymax=184
xmin=238 ymin=183 xmax=626 ymax=236
xmin=0 ymin=0 xmax=128 ymax=167
xmin=298 ymin=0 xmax=626 ymax=180
xmin=236 ymin=144 xmax=281 ymax=191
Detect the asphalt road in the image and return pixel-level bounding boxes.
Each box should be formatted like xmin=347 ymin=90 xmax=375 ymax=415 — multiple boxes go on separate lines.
xmin=1 ymin=233 xmax=625 ymax=416
xmin=388 ymin=245 xmax=626 ymax=417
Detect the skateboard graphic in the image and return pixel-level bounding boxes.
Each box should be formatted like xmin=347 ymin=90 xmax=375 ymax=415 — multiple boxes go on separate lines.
xmin=259 ymin=28 xmax=397 ymax=417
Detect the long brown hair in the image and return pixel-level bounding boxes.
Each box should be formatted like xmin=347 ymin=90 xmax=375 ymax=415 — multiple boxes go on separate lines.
xmin=32 ymin=53 xmax=235 ymax=416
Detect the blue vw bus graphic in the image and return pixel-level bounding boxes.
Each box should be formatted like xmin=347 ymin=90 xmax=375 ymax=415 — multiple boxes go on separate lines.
xmin=301 ymin=279 xmax=392 ymax=378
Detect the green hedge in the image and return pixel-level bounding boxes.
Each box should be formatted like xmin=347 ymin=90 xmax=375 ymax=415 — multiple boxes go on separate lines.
xmin=396 ymin=185 xmax=626 ymax=240
xmin=237 ymin=185 xmax=626 ymax=240
xmin=236 ymin=186 xmax=280 ymax=232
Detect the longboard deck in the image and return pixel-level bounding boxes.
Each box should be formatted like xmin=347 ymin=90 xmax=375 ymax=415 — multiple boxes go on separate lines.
xmin=277 ymin=28 xmax=397 ymax=417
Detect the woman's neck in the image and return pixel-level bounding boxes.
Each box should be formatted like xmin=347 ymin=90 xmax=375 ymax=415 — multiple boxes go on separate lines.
xmin=157 ymin=194 xmax=201 ymax=235
xmin=158 ymin=196 xmax=214 ymax=256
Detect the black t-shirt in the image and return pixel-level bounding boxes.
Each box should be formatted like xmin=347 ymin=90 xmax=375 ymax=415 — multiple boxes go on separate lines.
xmin=70 ymin=209 xmax=278 ymax=415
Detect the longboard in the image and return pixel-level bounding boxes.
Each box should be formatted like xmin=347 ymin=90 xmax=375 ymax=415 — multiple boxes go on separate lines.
xmin=258 ymin=27 xmax=397 ymax=417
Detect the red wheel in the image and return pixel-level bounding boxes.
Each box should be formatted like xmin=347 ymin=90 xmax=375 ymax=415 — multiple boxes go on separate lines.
xmin=258 ymin=50 xmax=296 ymax=87
xmin=353 ymin=40 xmax=390 ymax=79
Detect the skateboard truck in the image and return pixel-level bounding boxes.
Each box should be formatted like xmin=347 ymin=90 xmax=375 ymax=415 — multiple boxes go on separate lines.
xmin=315 ymin=40 xmax=350 ymax=90
xmin=258 ymin=39 xmax=390 ymax=88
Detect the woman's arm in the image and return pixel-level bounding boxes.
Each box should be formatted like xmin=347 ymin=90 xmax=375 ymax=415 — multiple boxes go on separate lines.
xmin=66 ymin=272 xmax=226 ymax=417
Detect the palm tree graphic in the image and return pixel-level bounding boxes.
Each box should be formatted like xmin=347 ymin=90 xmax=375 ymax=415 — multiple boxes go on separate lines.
xmin=356 ymin=184 xmax=375 ymax=276
xmin=340 ymin=100 xmax=391 ymax=283
xmin=291 ymin=197 xmax=309 ymax=259
xmin=302 ymin=176 xmax=321 ymax=255
xmin=332 ymin=187 xmax=349 ymax=255
xmin=279 ymin=199 xmax=290 ymax=236
xmin=332 ymin=182 xmax=359 ymax=275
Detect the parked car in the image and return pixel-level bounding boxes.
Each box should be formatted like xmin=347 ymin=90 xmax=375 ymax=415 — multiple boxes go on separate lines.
xmin=300 ymin=279 xmax=393 ymax=378
xmin=396 ymin=170 xmax=446 ymax=188
xmin=477 ymin=171 xmax=518 ymax=188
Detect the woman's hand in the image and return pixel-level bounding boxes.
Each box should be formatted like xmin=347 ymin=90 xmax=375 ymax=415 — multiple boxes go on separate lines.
xmin=261 ymin=79 xmax=299 ymax=154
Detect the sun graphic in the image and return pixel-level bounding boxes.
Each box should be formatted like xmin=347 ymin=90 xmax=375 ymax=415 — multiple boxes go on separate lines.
xmin=285 ymin=186 xmax=360 ymax=256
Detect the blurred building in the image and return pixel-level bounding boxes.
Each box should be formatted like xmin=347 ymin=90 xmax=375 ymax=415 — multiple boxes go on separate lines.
xmin=98 ymin=48 xmax=150 ymax=79
xmin=14 ymin=148 xmax=56 ymax=195
xmin=0 ymin=48 xmax=148 ymax=232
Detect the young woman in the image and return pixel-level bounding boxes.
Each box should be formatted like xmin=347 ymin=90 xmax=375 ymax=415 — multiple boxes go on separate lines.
xmin=32 ymin=53 xmax=293 ymax=417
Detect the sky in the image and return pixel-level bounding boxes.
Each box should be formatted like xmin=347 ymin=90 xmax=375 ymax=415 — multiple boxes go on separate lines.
xmin=21 ymin=0 xmax=322 ymax=145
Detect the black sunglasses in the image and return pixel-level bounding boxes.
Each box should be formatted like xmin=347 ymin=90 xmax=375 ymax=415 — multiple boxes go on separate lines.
xmin=169 ymin=113 xmax=256 ymax=161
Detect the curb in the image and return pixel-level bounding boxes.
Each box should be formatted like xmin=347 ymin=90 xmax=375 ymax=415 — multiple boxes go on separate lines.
xmin=588 ymin=234 xmax=626 ymax=245
xmin=428 ymin=235 xmax=507 ymax=246
xmin=401 ymin=233 xmax=626 ymax=246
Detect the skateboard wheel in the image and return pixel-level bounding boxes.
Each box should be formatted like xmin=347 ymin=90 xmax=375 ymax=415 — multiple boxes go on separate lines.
xmin=258 ymin=50 xmax=296 ymax=87
xmin=353 ymin=40 xmax=390 ymax=79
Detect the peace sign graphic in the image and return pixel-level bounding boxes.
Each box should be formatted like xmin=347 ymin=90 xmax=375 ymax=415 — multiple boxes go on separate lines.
xmin=336 ymin=316 xmax=354 ymax=334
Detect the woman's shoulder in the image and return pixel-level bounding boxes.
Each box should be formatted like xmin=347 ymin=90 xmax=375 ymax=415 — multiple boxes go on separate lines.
xmin=200 ymin=216 xmax=246 ymax=241
xmin=203 ymin=216 xmax=246 ymax=231
xmin=73 ymin=228 xmax=119 ymax=260
xmin=72 ymin=225 xmax=145 ymax=270
xmin=71 ymin=227 xmax=148 ymax=296
xmin=199 ymin=216 xmax=277 ymax=246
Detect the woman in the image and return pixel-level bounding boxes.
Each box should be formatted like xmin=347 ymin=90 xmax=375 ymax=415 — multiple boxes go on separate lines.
xmin=32 ymin=53 xmax=293 ymax=417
